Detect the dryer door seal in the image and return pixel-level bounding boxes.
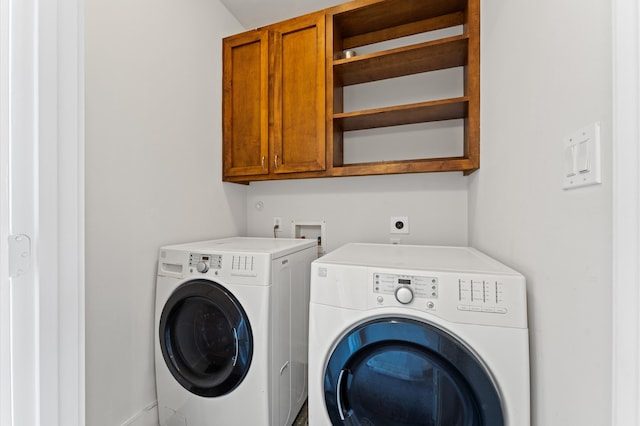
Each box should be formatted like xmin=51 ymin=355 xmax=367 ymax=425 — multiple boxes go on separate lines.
xmin=324 ymin=318 xmax=504 ymax=426
xmin=159 ymin=279 xmax=253 ymax=397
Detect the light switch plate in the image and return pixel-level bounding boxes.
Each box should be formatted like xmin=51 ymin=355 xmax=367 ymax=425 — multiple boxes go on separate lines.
xmin=562 ymin=123 xmax=602 ymax=190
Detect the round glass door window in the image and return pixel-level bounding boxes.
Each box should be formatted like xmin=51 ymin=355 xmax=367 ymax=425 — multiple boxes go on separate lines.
xmin=159 ymin=279 xmax=253 ymax=397
xmin=324 ymin=318 xmax=504 ymax=426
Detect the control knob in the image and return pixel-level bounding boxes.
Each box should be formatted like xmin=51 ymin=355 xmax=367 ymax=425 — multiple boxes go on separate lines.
xmin=395 ymin=286 xmax=414 ymax=304
xmin=196 ymin=261 xmax=209 ymax=273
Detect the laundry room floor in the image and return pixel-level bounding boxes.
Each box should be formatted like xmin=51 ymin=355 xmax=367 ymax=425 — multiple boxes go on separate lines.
xmin=293 ymin=401 xmax=308 ymax=425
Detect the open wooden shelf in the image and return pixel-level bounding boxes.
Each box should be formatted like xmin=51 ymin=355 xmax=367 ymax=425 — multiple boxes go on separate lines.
xmin=334 ymin=35 xmax=468 ymax=86
xmin=332 ymin=0 xmax=467 ymax=38
xmin=341 ymin=12 xmax=465 ymax=50
xmin=327 ymin=0 xmax=480 ymax=178
xmin=334 ymin=97 xmax=468 ymax=131
xmin=331 ymin=157 xmax=477 ymax=177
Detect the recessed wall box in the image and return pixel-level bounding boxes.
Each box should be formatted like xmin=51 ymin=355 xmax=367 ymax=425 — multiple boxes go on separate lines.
xmin=291 ymin=220 xmax=327 ymax=256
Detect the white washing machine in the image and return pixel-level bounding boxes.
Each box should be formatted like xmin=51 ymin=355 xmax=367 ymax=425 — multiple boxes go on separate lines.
xmin=155 ymin=237 xmax=316 ymax=426
xmin=308 ymin=243 xmax=530 ymax=426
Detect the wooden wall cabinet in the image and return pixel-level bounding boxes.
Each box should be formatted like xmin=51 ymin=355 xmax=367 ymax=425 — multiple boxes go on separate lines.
xmin=223 ymin=29 xmax=269 ymax=178
xmin=223 ymin=14 xmax=326 ymax=183
xmin=222 ymin=0 xmax=479 ymax=183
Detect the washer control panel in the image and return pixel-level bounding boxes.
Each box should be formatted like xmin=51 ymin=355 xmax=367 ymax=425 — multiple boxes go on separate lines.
xmin=189 ymin=253 xmax=222 ymax=273
xmin=373 ymin=273 xmax=439 ymax=302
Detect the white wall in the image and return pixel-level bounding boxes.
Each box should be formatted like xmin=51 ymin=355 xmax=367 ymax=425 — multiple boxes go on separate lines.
xmin=246 ymin=173 xmax=469 ymax=251
xmin=469 ymin=1 xmax=612 ymax=425
xmin=85 ymin=1 xmax=245 ymax=425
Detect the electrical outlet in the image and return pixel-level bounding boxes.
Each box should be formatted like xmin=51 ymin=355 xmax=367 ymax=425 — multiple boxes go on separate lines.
xmin=390 ymin=216 xmax=409 ymax=234
xmin=273 ymin=217 xmax=282 ymax=228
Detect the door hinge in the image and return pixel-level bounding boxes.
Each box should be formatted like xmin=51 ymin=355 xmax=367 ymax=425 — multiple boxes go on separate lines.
xmin=8 ymin=234 xmax=31 ymax=278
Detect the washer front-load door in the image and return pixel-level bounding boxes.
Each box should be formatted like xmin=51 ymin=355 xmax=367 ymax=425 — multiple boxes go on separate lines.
xmin=324 ymin=318 xmax=504 ymax=426
xmin=159 ymin=279 xmax=253 ymax=397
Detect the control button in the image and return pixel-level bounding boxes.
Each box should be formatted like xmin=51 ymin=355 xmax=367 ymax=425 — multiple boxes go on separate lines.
xmin=395 ymin=286 xmax=414 ymax=304
xmin=457 ymin=305 xmax=469 ymax=311
xmin=470 ymin=306 xmax=482 ymax=312
xmin=495 ymin=307 xmax=508 ymax=314
xmin=482 ymin=307 xmax=495 ymax=313
xmin=377 ymin=296 xmax=384 ymax=304
xmin=196 ymin=261 xmax=209 ymax=273
xmin=426 ymin=301 xmax=435 ymax=310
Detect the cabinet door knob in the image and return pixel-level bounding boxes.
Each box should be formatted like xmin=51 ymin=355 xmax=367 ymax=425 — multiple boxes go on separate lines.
xmin=274 ymin=155 xmax=279 ymax=170
xmin=261 ymin=156 xmax=265 ymax=170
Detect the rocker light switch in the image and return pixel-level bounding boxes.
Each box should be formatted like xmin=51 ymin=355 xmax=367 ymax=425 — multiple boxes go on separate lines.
xmin=562 ymin=123 xmax=601 ymax=190
xmin=564 ymin=145 xmax=576 ymax=177
xmin=576 ymin=141 xmax=590 ymax=173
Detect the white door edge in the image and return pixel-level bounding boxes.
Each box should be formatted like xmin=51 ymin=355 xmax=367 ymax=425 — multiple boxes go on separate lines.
xmin=0 ymin=0 xmax=85 ymax=424
xmin=612 ymin=0 xmax=640 ymax=424
xmin=1 ymin=0 xmax=13 ymax=422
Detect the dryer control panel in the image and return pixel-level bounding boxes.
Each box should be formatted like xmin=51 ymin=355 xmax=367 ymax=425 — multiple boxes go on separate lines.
xmin=373 ymin=273 xmax=439 ymax=306
xmin=364 ymin=268 xmax=526 ymax=328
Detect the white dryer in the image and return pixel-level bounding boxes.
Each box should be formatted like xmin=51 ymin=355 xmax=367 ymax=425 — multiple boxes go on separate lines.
xmin=308 ymin=243 xmax=530 ymax=426
xmin=155 ymin=237 xmax=316 ymax=426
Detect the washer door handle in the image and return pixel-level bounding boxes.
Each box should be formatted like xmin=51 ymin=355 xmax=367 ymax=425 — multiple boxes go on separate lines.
xmin=232 ymin=327 xmax=239 ymax=367
xmin=279 ymin=361 xmax=290 ymax=376
xmin=336 ymin=368 xmax=351 ymax=421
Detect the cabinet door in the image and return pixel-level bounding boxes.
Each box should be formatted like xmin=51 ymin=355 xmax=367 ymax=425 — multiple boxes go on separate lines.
xmin=223 ymin=30 xmax=269 ymax=178
xmin=271 ymin=14 xmax=326 ymax=174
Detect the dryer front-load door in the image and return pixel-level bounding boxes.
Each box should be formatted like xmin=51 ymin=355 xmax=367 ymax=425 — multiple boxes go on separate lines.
xmin=159 ymin=279 xmax=253 ymax=397
xmin=324 ymin=318 xmax=504 ymax=426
